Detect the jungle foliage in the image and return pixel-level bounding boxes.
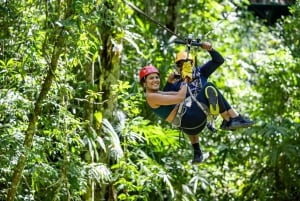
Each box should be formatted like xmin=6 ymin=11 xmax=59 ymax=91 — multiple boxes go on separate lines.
xmin=0 ymin=0 xmax=299 ymax=200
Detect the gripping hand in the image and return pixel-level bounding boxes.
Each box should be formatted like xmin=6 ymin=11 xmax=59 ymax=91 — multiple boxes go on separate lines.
xmin=181 ymin=61 xmax=193 ymax=81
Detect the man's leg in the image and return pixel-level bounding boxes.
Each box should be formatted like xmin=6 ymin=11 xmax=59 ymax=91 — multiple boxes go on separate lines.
xmin=220 ymin=109 xmax=254 ymax=130
xmin=205 ymin=83 xmax=254 ymax=130
xmin=220 ymin=111 xmax=231 ymax=121
xmin=188 ymin=135 xmax=203 ymax=163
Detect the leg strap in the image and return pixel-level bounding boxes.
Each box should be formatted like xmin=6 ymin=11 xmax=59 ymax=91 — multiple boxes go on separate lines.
xmin=187 ymin=86 xmax=210 ymax=116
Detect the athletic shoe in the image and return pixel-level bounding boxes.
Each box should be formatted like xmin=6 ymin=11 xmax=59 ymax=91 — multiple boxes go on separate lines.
xmin=207 ymin=122 xmax=217 ymax=133
xmin=205 ymin=86 xmax=219 ymax=115
xmin=220 ymin=119 xmax=231 ymax=130
xmin=220 ymin=119 xmax=238 ymax=131
xmin=228 ymin=115 xmax=254 ymax=130
xmin=192 ymin=151 xmax=203 ymax=164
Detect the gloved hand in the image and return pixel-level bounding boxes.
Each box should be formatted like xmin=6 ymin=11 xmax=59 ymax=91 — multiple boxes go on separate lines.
xmin=181 ymin=61 xmax=193 ymax=81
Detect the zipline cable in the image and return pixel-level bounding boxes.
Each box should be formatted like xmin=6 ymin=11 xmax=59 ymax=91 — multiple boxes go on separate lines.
xmin=122 ymin=0 xmax=183 ymax=40
xmin=122 ymin=0 xmax=203 ymax=46
xmin=122 ymin=0 xmax=224 ymax=48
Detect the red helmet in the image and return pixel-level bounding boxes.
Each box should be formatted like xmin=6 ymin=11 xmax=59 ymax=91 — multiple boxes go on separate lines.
xmin=139 ymin=65 xmax=159 ymax=82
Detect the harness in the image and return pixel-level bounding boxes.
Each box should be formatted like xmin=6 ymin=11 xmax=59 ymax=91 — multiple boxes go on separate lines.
xmin=171 ymin=85 xmax=216 ymax=129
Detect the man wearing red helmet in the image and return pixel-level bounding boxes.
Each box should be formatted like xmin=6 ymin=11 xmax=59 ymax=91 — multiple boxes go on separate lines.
xmin=139 ymin=64 xmax=253 ymax=163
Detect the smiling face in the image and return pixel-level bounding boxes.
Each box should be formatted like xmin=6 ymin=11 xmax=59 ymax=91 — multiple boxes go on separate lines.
xmin=144 ymin=73 xmax=160 ymax=92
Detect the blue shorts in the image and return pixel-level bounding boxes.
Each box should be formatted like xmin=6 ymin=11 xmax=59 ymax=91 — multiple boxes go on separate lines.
xmin=180 ymin=82 xmax=231 ymax=135
xmin=180 ymin=102 xmax=207 ymax=135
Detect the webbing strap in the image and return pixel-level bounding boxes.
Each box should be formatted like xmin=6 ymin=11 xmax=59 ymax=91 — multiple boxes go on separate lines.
xmin=187 ymin=86 xmax=216 ymax=127
xmin=187 ymin=86 xmax=210 ymax=116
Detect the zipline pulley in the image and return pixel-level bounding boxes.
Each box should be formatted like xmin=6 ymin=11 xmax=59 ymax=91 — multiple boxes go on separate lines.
xmin=174 ymin=35 xmax=203 ymax=48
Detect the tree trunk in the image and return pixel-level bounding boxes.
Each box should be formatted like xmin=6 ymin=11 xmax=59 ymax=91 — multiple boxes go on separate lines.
xmin=166 ymin=0 xmax=179 ymax=32
xmin=6 ymin=0 xmax=74 ymax=199
xmin=99 ymin=35 xmax=121 ymax=121
xmin=83 ymin=50 xmax=96 ymax=201
xmin=6 ymin=29 xmax=65 ymax=201
xmin=95 ymin=1 xmax=122 ymax=200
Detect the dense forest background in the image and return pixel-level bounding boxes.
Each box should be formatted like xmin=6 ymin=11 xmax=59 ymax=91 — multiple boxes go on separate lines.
xmin=1 ymin=0 xmax=299 ymax=200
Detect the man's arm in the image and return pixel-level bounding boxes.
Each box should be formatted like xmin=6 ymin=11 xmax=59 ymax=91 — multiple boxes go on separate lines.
xmin=196 ymin=42 xmax=225 ymax=78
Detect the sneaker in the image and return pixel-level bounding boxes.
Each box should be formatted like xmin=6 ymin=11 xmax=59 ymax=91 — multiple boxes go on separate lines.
xmin=228 ymin=115 xmax=254 ymax=130
xmin=220 ymin=119 xmax=231 ymax=130
xmin=207 ymin=122 xmax=217 ymax=133
xmin=192 ymin=151 xmax=203 ymax=164
xmin=205 ymin=86 xmax=219 ymax=115
xmin=220 ymin=119 xmax=238 ymax=131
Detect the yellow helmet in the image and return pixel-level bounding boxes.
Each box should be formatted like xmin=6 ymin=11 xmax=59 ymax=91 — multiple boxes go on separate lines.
xmin=175 ymin=51 xmax=194 ymax=64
